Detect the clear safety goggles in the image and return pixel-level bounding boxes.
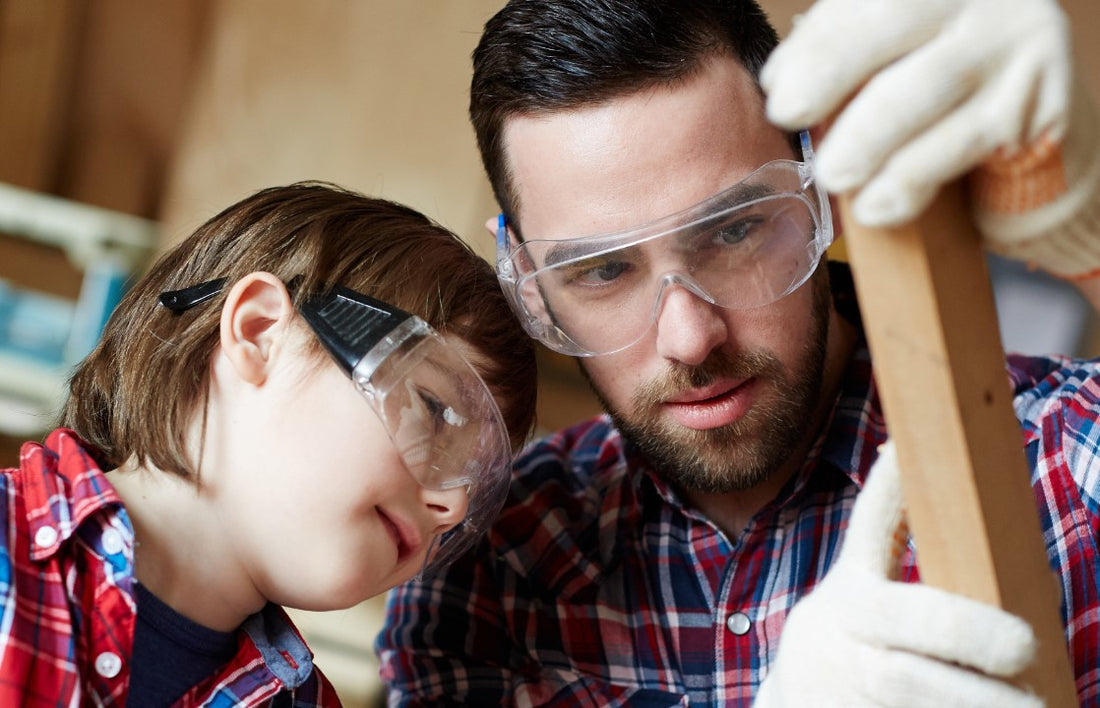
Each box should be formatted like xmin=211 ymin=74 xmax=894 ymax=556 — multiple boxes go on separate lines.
xmin=159 ymin=279 xmax=511 ymax=575
xmin=496 ymin=132 xmax=833 ymax=357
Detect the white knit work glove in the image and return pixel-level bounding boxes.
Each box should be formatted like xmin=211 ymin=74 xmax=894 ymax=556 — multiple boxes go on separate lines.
xmin=753 ymin=442 xmax=1042 ymax=708
xmin=760 ymin=0 xmax=1100 ymax=280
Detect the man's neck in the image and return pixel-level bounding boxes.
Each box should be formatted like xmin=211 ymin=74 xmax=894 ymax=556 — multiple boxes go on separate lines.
xmin=683 ymin=306 xmax=858 ymax=541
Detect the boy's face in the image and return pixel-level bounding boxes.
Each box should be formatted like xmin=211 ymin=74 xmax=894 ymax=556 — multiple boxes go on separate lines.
xmin=215 ymin=325 xmax=471 ymax=610
xmin=501 ymin=54 xmax=834 ymax=492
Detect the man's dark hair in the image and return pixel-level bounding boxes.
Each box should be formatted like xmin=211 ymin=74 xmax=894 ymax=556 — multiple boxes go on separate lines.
xmin=470 ymin=0 xmax=790 ymax=229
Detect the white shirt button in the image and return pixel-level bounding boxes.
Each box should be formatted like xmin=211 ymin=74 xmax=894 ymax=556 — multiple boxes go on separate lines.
xmin=34 ymin=526 xmax=58 ymax=549
xmin=726 ymin=611 xmax=751 ymax=636
xmin=101 ymin=528 xmax=124 ymax=555
xmin=94 ymin=651 xmax=122 ymax=678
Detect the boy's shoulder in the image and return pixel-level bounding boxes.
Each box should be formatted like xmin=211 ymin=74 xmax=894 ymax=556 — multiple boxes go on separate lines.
xmin=0 ymin=431 xmax=134 ymax=707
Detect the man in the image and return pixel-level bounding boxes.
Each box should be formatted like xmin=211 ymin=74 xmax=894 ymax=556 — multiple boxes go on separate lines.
xmin=378 ymin=0 xmax=1100 ymax=704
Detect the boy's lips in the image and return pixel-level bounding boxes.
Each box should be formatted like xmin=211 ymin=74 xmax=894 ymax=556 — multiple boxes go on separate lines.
xmin=378 ymin=508 xmax=422 ymax=565
xmin=662 ymin=378 xmax=758 ymax=430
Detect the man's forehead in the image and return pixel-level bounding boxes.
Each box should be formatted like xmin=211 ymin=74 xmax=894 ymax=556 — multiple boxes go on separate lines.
xmin=501 ymin=56 xmax=790 ymax=241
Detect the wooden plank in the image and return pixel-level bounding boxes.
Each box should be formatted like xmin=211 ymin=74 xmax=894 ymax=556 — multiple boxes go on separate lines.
xmin=839 ymin=184 xmax=1077 ymax=704
xmin=0 ymin=0 xmax=80 ymax=190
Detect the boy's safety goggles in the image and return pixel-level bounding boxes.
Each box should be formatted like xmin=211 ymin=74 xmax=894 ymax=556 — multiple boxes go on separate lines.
xmin=495 ymin=132 xmax=833 ymax=357
xmin=159 ymin=279 xmax=511 ymax=576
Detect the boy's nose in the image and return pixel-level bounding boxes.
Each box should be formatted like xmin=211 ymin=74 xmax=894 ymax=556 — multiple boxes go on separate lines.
xmin=419 ymin=485 xmax=469 ymax=536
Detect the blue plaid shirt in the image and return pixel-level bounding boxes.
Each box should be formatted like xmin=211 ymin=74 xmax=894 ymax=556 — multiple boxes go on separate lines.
xmin=378 ymin=316 xmax=1100 ymax=706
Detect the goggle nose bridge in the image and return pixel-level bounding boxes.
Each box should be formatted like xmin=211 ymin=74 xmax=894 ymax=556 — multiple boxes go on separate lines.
xmin=648 ymin=270 xmax=720 ymax=321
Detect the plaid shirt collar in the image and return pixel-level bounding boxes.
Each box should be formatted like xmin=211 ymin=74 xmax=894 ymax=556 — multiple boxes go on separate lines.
xmin=17 ymin=428 xmax=125 ymax=562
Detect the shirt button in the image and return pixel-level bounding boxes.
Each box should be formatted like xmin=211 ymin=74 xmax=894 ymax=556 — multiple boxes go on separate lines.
xmin=726 ymin=611 xmax=751 ymax=636
xmin=34 ymin=526 xmax=58 ymax=548
xmin=95 ymin=651 xmax=122 ymax=678
xmin=101 ymin=528 xmax=124 ymax=555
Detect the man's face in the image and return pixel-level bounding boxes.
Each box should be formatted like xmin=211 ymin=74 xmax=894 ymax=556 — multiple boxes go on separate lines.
xmin=502 ymin=55 xmax=833 ymax=491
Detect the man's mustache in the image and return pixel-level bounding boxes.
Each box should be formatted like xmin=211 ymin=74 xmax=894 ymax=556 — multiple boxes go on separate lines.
xmin=631 ymin=349 xmax=781 ymax=411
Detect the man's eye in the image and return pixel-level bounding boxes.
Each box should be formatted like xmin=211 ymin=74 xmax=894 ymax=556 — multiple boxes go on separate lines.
xmin=712 ymin=217 xmax=761 ymax=245
xmin=567 ymin=257 xmax=629 ymax=285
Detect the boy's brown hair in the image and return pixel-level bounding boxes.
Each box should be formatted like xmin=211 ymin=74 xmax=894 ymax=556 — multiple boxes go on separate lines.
xmin=61 ymin=182 xmax=537 ymax=477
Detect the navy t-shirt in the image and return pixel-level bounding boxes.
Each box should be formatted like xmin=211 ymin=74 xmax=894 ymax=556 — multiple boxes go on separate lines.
xmin=128 ymin=581 xmax=238 ymax=706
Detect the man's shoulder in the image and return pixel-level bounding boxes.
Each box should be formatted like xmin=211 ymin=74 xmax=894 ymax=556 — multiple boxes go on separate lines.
xmin=483 ymin=415 xmax=639 ymax=584
xmin=511 ymin=414 xmax=628 ymax=492
xmin=505 ymin=414 xmax=641 ymax=526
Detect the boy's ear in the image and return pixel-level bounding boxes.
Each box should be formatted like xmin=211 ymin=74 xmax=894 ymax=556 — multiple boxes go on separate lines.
xmin=483 ymin=216 xmax=498 ymax=238
xmin=219 ymin=272 xmax=294 ymax=386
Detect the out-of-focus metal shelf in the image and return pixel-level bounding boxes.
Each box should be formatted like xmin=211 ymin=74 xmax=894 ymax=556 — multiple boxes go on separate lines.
xmin=0 ymin=182 xmax=158 ymax=437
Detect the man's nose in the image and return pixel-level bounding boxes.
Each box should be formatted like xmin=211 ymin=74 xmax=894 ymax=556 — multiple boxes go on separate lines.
xmin=653 ymin=282 xmax=729 ymax=366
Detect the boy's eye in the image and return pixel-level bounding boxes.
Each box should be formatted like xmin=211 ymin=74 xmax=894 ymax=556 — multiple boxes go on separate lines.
xmin=420 ymin=390 xmax=446 ymax=419
xmin=418 ymin=390 xmax=465 ymax=428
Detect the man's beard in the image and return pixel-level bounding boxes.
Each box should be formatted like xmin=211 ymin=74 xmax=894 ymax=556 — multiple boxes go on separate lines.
xmin=581 ymin=273 xmax=832 ymax=493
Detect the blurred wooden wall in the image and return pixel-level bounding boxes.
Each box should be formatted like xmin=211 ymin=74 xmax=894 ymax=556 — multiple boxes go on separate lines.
xmin=157 ymin=1 xmax=505 ymax=258
xmin=0 ymin=0 xmax=210 ymax=215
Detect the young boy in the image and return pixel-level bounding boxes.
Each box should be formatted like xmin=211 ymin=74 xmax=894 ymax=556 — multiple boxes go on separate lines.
xmin=0 ymin=182 xmax=537 ymax=706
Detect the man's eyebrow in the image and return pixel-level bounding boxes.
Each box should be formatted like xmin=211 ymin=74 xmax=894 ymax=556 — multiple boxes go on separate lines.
xmin=538 ymin=182 xmax=778 ymax=267
xmin=708 ymin=182 xmax=776 ymax=211
xmin=544 ymin=241 xmax=631 ymax=267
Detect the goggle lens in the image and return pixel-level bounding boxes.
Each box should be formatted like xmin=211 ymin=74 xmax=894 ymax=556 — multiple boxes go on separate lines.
xmin=499 ymin=152 xmax=831 ymax=356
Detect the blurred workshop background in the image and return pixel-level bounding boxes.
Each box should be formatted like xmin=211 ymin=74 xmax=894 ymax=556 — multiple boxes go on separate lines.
xmin=1 ymin=1 xmax=1098 ymax=705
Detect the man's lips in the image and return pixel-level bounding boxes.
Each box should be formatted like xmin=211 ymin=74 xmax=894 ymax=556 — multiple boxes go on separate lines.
xmin=662 ymin=378 xmax=758 ymax=430
xmin=378 ymin=509 xmax=421 ymax=565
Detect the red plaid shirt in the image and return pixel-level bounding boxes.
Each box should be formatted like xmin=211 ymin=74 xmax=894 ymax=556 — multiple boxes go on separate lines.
xmin=0 ymin=428 xmax=341 ymax=707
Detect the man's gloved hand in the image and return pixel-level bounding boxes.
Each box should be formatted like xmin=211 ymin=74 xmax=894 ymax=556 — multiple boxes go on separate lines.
xmin=760 ymin=0 xmax=1100 ymax=280
xmin=753 ymin=442 xmax=1043 ymax=708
